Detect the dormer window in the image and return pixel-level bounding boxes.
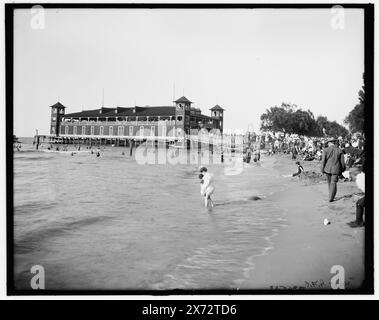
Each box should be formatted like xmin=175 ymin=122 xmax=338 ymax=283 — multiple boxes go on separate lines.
xmin=99 ymin=110 xmax=102 ymax=114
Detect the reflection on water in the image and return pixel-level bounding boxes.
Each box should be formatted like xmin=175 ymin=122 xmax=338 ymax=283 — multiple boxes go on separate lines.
xmin=14 ymin=141 xmax=288 ymax=290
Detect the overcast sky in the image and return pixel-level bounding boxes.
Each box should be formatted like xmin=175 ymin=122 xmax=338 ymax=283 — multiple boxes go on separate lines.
xmin=14 ymin=8 xmax=364 ymax=137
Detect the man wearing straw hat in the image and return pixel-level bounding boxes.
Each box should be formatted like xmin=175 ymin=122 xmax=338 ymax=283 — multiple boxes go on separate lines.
xmin=321 ymin=138 xmax=346 ymax=202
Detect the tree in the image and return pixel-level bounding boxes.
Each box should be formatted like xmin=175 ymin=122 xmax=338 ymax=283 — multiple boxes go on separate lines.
xmin=260 ymin=104 xmax=293 ymax=134
xmin=315 ymin=115 xmax=348 ymax=138
xmin=316 ymin=116 xmax=329 ymax=136
xmin=260 ymin=103 xmax=348 ymax=138
xmin=260 ymin=103 xmax=318 ymax=136
xmin=344 ymin=74 xmax=365 ymax=133
xmin=291 ymin=109 xmax=319 ymax=136
xmin=327 ymin=121 xmax=349 ymax=138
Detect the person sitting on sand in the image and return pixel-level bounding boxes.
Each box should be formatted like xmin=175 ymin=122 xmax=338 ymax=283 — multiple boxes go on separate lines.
xmin=347 ymin=167 xmax=365 ymax=228
xmin=282 ymin=161 xmax=304 ymax=178
xmin=292 ymin=161 xmax=304 ymax=177
xmin=199 ymin=167 xmax=215 ymax=208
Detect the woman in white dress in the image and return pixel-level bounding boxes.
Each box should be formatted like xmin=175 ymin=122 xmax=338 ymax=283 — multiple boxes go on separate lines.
xmin=199 ymin=167 xmax=215 ymax=208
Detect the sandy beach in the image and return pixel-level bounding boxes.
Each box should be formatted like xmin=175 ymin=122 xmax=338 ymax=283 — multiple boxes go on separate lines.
xmin=243 ymin=154 xmax=365 ymax=290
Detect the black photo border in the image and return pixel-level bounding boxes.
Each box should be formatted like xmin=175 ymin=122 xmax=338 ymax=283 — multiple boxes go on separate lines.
xmin=5 ymin=2 xmax=374 ymax=296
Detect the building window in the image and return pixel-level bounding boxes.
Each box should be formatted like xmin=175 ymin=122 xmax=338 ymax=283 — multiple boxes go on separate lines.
xmin=82 ymin=126 xmax=85 ymax=135
xmin=51 ymin=127 xmax=55 ymax=134
xmin=59 ymin=109 xmax=64 ymax=114
xmin=177 ymin=116 xmax=183 ymax=121
xmin=140 ymin=126 xmax=144 ymax=137
xmin=118 ymin=126 xmax=124 ymax=136
xmin=100 ymin=126 xmax=104 ymax=135
xmin=109 ymin=126 xmax=113 ymax=136
xmin=91 ymin=126 xmax=94 ymax=135
xmin=162 ymin=126 xmax=166 ymax=137
xmin=150 ymin=126 xmax=155 ymax=137
xmin=52 ymin=109 xmax=57 ymax=114
xmin=129 ymin=126 xmax=133 ymax=136
xmin=52 ymin=117 xmax=56 ymax=122
xmin=73 ymin=126 xmax=77 ymax=135
xmin=65 ymin=126 xmax=69 ymax=135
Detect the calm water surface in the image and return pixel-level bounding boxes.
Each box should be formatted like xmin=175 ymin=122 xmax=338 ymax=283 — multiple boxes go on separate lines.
xmin=14 ymin=139 xmax=289 ymax=290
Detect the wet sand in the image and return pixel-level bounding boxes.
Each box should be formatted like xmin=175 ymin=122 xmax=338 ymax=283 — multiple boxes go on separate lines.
xmin=243 ymin=155 xmax=365 ymax=290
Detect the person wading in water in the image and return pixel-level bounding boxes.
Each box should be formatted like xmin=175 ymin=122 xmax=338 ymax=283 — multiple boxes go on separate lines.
xmin=199 ymin=167 xmax=215 ymax=208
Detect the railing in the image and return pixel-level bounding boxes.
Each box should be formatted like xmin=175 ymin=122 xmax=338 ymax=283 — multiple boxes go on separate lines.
xmin=62 ymin=120 xmax=180 ymax=126
xmin=57 ymin=133 xmax=181 ymax=141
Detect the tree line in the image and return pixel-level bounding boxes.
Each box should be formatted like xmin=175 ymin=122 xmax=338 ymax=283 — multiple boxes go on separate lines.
xmin=260 ymin=74 xmax=365 ymax=138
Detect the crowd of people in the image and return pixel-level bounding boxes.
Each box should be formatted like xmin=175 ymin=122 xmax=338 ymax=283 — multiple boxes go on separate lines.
xmin=265 ymin=134 xmax=365 ymax=167
xmin=241 ymin=133 xmax=366 ymax=228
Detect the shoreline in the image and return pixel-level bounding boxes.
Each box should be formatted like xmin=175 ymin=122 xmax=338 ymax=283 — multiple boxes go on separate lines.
xmin=242 ymin=156 xmax=365 ymax=290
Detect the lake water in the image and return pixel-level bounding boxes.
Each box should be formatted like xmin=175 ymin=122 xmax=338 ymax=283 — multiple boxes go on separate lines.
xmin=14 ymin=138 xmax=290 ymax=290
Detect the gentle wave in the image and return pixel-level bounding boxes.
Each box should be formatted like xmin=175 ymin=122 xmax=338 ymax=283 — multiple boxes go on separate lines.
xmin=15 ymin=215 xmax=114 ymax=254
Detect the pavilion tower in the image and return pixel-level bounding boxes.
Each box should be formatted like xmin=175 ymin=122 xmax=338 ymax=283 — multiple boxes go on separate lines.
xmin=50 ymin=102 xmax=66 ymax=136
xmin=174 ymin=96 xmax=193 ymax=134
xmin=210 ymin=105 xmax=225 ymax=133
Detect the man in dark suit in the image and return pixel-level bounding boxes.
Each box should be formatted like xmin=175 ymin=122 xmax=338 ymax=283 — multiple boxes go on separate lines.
xmin=321 ymin=138 xmax=346 ymax=202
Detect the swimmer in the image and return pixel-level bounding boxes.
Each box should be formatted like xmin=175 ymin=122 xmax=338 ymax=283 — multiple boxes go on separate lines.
xmin=199 ymin=167 xmax=215 ymax=208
